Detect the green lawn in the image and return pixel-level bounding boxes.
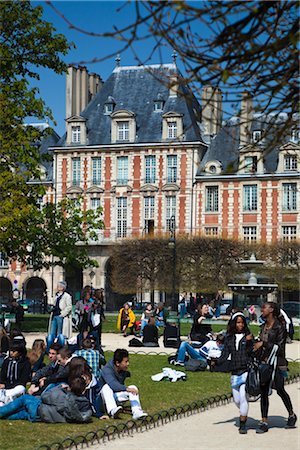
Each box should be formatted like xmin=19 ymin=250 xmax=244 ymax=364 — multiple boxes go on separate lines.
xmin=0 ymin=353 xmax=299 ymax=450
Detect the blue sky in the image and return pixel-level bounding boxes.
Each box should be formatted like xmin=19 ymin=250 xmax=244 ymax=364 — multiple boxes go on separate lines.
xmin=31 ymin=1 xmax=180 ymax=136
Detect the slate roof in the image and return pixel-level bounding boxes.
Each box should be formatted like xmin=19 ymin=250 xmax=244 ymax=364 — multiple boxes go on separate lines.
xmin=197 ymin=113 xmax=300 ymax=176
xmin=57 ymin=64 xmax=203 ymax=146
xmin=37 ymin=129 xmax=60 ymax=181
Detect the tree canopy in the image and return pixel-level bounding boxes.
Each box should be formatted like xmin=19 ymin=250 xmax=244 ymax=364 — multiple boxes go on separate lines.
xmin=0 ymin=2 xmax=103 ymax=268
xmin=48 ymin=0 xmax=299 ymax=145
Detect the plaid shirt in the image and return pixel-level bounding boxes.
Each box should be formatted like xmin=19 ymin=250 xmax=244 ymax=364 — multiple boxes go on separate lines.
xmin=217 ymin=333 xmax=253 ymax=374
xmin=74 ymin=349 xmax=101 ymax=377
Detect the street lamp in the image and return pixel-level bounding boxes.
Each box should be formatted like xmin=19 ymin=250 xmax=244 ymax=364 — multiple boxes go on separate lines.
xmin=168 ymin=215 xmax=176 ymax=312
xmin=89 ymin=269 xmax=96 ymax=291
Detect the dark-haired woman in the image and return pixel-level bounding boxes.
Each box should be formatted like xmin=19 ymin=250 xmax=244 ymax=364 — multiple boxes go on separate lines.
xmin=212 ymin=312 xmax=253 ymax=434
xmin=0 ymin=342 xmax=31 ymax=405
xmin=189 ymin=304 xmax=212 ymax=343
xmin=254 ymin=301 xmax=297 ymax=433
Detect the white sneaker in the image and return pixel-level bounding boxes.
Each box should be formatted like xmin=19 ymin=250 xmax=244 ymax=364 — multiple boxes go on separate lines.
xmin=110 ymin=406 xmax=123 ymax=419
xmin=132 ymin=410 xmax=148 ymax=420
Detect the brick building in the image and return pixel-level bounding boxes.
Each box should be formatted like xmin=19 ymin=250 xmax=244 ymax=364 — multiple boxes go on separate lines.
xmin=1 ymin=62 xmax=299 ymax=309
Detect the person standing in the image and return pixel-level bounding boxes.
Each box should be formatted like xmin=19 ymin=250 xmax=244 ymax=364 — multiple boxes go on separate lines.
xmin=211 ymin=312 xmax=253 ymax=434
xmin=47 ymin=282 xmax=72 ymax=350
xmin=90 ymin=289 xmax=106 ymax=348
xmin=254 ymin=301 xmax=297 ymax=433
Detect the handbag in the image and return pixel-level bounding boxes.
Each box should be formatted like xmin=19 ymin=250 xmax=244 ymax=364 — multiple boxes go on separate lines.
xmin=246 ymin=361 xmax=261 ymax=401
xmin=91 ymin=312 xmax=101 ymax=327
xmin=258 ymin=344 xmax=278 ymax=386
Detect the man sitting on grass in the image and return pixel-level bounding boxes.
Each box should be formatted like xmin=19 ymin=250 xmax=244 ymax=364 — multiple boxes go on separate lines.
xmin=99 ymin=348 xmax=148 ymax=420
xmin=171 ymin=333 xmax=225 ymax=367
xmin=74 ymin=337 xmax=102 ymax=378
xmin=28 ymin=343 xmax=62 ymax=396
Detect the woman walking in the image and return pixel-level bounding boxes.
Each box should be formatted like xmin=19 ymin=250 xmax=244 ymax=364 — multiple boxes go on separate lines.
xmin=254 ymin=301 xmax=297 ymax=433
xmin=212 ymin=312 xmax=253 ymax=434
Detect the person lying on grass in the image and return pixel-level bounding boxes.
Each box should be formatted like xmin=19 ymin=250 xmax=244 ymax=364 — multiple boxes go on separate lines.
xmin=99 ymin=348 xmax=148 ymax=420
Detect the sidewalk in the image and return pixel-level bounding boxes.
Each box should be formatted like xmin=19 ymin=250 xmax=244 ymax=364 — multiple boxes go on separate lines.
xmin=23 ymin=332 xmax=300 ymax=359
xmin=92 ymin=382 xmax=300 ymax=450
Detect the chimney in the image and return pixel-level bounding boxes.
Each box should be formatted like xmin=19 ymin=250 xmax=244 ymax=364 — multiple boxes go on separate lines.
xmin=66 ymin=66 xmax=102 ymax=119
xmin=240 ymin=91 xmax=253 ymax=147
xmin=89 ymin=73 xmax=103 ymax=102
xmin=201 ymin=86 xmax=222 ymax=136
xmin=169 ymin=74 xmax=179 ymax=97
xmin=66 ymin=65 xmax=77 ymax=119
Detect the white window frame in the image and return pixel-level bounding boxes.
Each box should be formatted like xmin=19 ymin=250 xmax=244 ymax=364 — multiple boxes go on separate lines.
xmin=244 ymin=156 xmax=258 ymax=173
xmin=117 ymin=121 xmax=129 ymax=141
xmin=71 ymin=126 xmax=81 ymax=144
xmin=205 ymin=186 xmax=219 ymax=212
xmin=252 ymin=130 xmax=261 ymax=143
xmin=205 ymin=227 xmax=218 ymax=236
xmin=144 ymin=196 xmax=155 ymax=228
xmin=243 ymin=226 xmax=257 ymax=242
xmin=0 ymin=252 xmax=9 ymax=268
xmin=282 ymin=225 xmax=297 ymax=241
xmin=282 ymin=183 xmax=297 ymax=211
xmin=165 ymin=196 xmax=176 ymax=231
xmin=167 ymin=121 xmax=177 ymax=139
xmin=291 ymin=129 xmax=300 ymax=143
xmin=117 ymin=156 xmax=128 ymax=185
xmin=154 ymin=101 xmax=164 ymax=112
xmin=145 ymin=155 xmax=156 ymax=184
xmin=91 ymin=157 xmax=102 ymax=185
xmin=72 ymin=157 xmax=81 ymax=186
xmin=104 ymin=103 xmax=114 ymax=115
xmin=243 ymin=185 xmax=258 ymax=211
xmin=167 ymin=155 xmax=177 ymax=183
xmin=116 ymin=197 xmax=127 ymax=238
xmin=284 ymin=155 xmax=298 ymax=171
xmin=90 ymin=197 xmax=101 ymax=211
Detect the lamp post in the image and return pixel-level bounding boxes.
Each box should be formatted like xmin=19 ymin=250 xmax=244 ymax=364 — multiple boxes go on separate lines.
xmin=168 ymin=215 xmax=176 ymax=312
xmin=89 ymin=269 xmax=96 ymax=291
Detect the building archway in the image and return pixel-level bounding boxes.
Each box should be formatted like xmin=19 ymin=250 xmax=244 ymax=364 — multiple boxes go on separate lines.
xmin=24 ymin=277 xmax=47 ymax=313
xmin=0 ymin=278 xmax=12 ymax=304
xmin=105 ymin=258 xmax=134 ymax=311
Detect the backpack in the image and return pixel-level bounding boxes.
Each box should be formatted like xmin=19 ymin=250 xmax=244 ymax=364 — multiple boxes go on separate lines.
xmin=185 ymin=359 xmax=207 ymax=372
xmin=128 ymin=337 xmax=144 ymax=347
xmin=163 ymin=324 xmax=180 ymax=348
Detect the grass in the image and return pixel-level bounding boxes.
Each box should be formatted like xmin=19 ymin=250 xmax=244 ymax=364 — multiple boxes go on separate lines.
xmin=0 ymin=353 xmax=299 ymax=450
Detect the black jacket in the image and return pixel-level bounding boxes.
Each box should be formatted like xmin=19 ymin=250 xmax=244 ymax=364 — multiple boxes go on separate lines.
xmin=190 ymin=314 xmax=212 ymax=342
xmin=0 ymin=355 xmax=31 ymax=389
xmin=217 ymin=333 xmax=253 ymax=375
xmin=258 ymin=319 xmax=287 ymax=367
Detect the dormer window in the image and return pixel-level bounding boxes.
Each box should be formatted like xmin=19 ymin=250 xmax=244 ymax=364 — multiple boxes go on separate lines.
xmin=244 ymin=156 xmax=258 ymax=173
xmin=252 ymin=130 xmax=261 ymax=143
xmin=117 ymin=121 xmax=129 ymax=141
xmin=71 ymin=126 xmax=81 ymax=144
xmin=154 ymin=101 xmax=164 ymax=112
xmin=168 ymin=121 xmax=177 ymax=139
xmin=104 ymin=96 xmax=116 ymax=115
xmin=111 ymin=110 xmax=136 ymax=143
xmin=66 ymin=115 xmax=87 ymax=145
xmin=204 ymin=160 xmax=222 ymax=175
xmin=291 ymin=129 xmax=300 ymax=143
xmin=162 ymin=112 xmax=183 ymax=141
xmin=284 ymin=155 xmax=298 ymax=171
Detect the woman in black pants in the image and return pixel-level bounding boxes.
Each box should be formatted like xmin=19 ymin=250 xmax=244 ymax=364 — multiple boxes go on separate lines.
xmin=254 ymin=301 xmax=297 ymax=433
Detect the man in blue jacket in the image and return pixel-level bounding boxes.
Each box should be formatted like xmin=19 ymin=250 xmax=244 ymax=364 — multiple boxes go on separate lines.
xmin=99 ymin=348 xmax=147 ymax=420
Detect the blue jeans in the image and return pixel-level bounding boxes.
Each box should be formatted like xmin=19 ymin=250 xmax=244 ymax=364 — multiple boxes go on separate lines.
xmin=47 ymin=316 xmax=64 ymax=351
xmin=0 ymin=394 xmax=41 ymax=421
xmin=177 ymin=341 xmax=207 ymax=363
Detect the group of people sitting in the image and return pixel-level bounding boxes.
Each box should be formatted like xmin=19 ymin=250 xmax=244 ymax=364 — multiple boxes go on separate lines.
xmin=0 ymin=328 xmax=147 ymax=423
xmin=117 ymin=302 xmax=169 ymax=345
